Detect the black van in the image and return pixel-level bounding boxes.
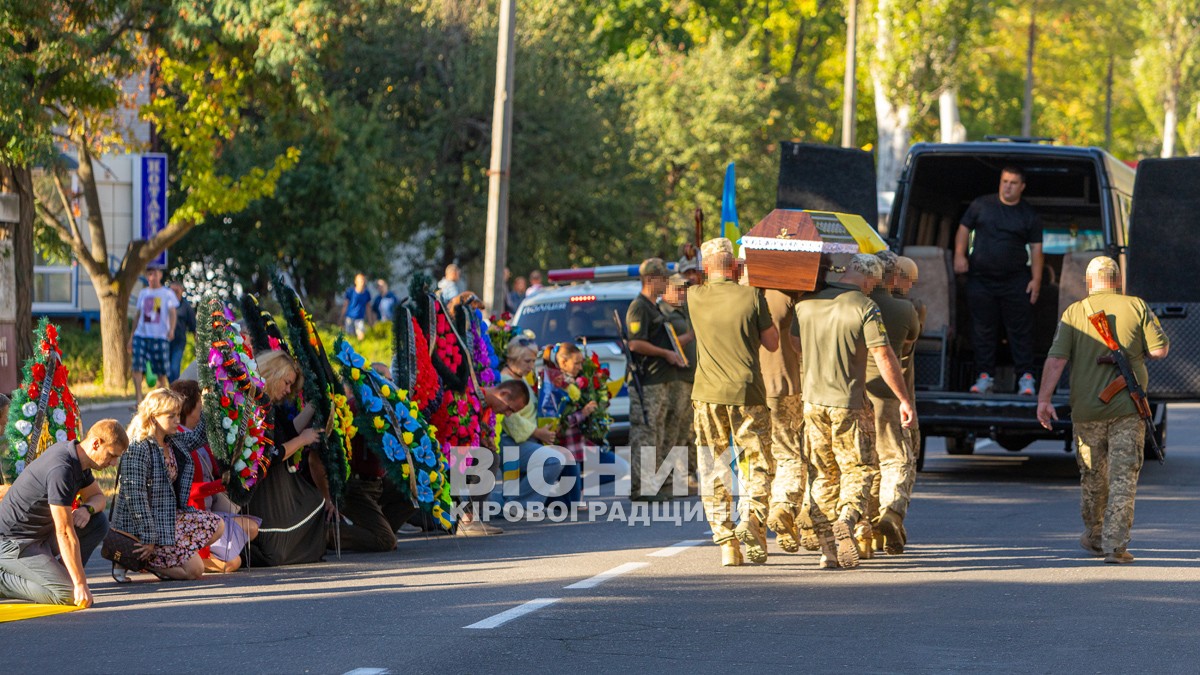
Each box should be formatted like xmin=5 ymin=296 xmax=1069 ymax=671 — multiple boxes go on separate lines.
xmin=777 ymin=141 xmax=1200 ymax=467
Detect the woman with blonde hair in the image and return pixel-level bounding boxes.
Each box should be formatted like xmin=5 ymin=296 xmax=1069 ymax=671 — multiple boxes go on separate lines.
xmin=243 ymin=350 xmax=326 ymax=566
xmin=112 ymin=388 xmax=224 ymax=581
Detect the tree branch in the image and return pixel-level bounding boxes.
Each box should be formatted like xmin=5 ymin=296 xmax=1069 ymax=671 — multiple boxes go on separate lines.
xmin=50 ymin=168 xmax=85 ymax=249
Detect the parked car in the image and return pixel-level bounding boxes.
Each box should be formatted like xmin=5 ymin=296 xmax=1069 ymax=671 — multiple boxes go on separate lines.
xmin=777 ymin=141 xmax=1200 ymax=467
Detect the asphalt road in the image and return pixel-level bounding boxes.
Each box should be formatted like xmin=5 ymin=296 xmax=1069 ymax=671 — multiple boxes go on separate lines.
xmin=4 ymin=403 xmax=1200 ymax=674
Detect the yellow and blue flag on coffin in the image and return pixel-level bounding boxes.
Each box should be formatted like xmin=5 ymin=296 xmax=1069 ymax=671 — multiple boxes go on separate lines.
xmin=721 ymin=162 xmax=740 ymax=252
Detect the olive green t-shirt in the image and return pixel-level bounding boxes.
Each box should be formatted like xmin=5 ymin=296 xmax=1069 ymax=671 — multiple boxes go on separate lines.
xmin=658 ymin=299 xmax=696 ymax=384
xmin=865 ymin=287 xmax=921 ymax=399
xmin=760 ymin=290 xmax=802 ymax=399
xmin=1047 ymin=288 xmax=1168 ymax=423
xmin=794 ymin=282 xmax=890 ymax=409
xmin=688 ymin=280 xmax=773 ymax=406
xmin=626 ymin=293 xmax=675 ymax=386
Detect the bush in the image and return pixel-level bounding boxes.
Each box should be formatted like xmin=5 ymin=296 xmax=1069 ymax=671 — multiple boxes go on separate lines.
xmin=316 ymin=320 xmax=393 ymax=366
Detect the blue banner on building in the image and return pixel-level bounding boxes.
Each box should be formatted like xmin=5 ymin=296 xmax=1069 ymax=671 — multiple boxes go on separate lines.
xmin=134 ymin=153 xmax=169 ymax=268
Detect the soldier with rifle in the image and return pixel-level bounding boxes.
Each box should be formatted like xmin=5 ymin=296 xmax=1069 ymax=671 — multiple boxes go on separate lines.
xmin=1037 ymin=256 xmax=1170 ymax=565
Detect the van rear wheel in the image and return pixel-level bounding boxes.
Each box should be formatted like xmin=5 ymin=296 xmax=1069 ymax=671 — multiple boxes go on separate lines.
xmin=945 ymin=433 xmax=975 ymax=455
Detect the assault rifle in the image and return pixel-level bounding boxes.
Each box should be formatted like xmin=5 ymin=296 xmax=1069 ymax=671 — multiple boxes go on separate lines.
xmin=612 ymin=309 xmax=649 ymax=424
xmin=1088 ymin=310 xmax=1164 ymax=464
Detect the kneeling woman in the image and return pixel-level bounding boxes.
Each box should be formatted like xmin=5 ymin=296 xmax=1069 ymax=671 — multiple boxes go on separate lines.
xmin=170 ymin=380 xmax=261 ymax=573
xmin=244 ymin=350 xmax=326 ymax=566
xmin=114 ymin=389 xmax=225 ymax=581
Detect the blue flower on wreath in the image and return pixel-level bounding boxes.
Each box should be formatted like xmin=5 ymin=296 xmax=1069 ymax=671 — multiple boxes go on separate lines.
xmin=414 ymin=435 xmax=436 ymax=466
xmin=358 ymin=385 xmax=383 ymax=413
xmin=417 ymin=470 xmax=434 ymax=502
xmin=337 ymin=341 xmax=365 ymax=369
xmin=383 ymin=433 xmax=406 ymax=462
xmin=398 ymin=404 xmax=420 ymax=432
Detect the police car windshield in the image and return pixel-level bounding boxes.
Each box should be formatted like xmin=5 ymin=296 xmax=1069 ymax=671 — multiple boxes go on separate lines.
xmin=516 ymin=298 xmax=626 ymax=344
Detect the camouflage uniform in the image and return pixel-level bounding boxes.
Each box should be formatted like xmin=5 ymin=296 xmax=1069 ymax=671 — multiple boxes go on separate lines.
xmin=803 ymin=402 xmax=879 ymax=532
xmin=629 ymin=383 xmax=675 ymax=497
xmin=865 ymin=286 xmax=921 ymax=520
xmin=1074 ymin=414 xmax=1144 ymax=554
xmin=1047 ymin=257 xmax=1168 ymax=558
xmin=767 ymin=394 xmax=805 ymax=511
xmin=693 ymin=401 xmax=772 ymax=544
xmin=664 ymin=379 xmax=696 ymax=475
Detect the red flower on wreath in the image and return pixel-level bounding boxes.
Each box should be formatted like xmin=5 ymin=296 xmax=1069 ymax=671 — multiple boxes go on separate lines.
xmin=52 ymin=367 xmax=67 ymax=388
xmin=31 ymin=363 xmax=46 ymax=382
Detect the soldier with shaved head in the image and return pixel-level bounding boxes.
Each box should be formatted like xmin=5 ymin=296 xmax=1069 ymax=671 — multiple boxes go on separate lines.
xmin=1038 ymin=256 xmax=1169 ymax=564
xmin=793 ymin=253 xmax=915 ymax=569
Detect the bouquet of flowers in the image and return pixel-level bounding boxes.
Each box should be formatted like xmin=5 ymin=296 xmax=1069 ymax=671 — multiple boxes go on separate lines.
xmin=334 ymin=338 xmax=454 ymax=530
xmin=487 ymin=312 xmax=518 ymax=361
xmin=560 ymin=352 xmax=614 ymax=448
xmin=3 ymin=320 xmax=80 ymax=478
xmin=196 ymin=298 xmax=272 ymax=503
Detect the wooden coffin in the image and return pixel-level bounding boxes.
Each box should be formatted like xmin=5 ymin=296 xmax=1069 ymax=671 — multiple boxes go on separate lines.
xmin=741 ymin=209 xmax=870 ymax=291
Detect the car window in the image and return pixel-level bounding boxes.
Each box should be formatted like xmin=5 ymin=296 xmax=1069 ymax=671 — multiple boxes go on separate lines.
xmin=516 ymin=298 xmax=629 ymax=344
xmin=1042 ymin=227 xmax=1104 ymax=255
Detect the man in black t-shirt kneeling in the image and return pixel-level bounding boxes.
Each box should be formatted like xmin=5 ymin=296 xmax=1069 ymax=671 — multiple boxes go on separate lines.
xmin=954 ymin=166 xmax=1044 ymax=396
xmin=0 ymin=420 xmax=128 ymax=607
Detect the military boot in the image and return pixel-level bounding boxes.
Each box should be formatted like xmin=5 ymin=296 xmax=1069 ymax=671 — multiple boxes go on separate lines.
xmin=830 ymin=518 xmax=861 ymax=569
xmin=721 ymin=541 xmax=744 ymax=567
xmin=1104 ymin=549 xmax=1135 ymax=564
xmin=1079 ymin=531 xmax=1103 ymax=556
xmin=766 ymin=506 xmax=800 ymax=554
xmin=800 ymin=526 xmax=821 ymax=552
xmin=875 ymin=508 xmax=906 ymax=555
xmin=853 ymin=519 xmax=875 ymax=560
xmin=817 ymin=530 xmax=839 ymax=569
xmin=734 ymin=514 xmax=769 ymax=564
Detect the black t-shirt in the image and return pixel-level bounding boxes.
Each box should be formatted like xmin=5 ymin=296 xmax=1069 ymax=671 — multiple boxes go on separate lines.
xmin=961 ymin=194 xmax=1043 ymax=277
xmin=626 ymin=293 xmax=675 ymax=386
xmin=0 ymin=441 xmax=95 ymax=541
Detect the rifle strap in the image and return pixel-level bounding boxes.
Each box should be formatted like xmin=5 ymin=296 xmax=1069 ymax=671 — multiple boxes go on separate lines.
xmin=1081 ymin=297 xmax=1097 ymax=320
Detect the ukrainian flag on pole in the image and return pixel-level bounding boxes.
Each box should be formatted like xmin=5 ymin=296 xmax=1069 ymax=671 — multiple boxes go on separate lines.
xmin=721 ymin=162 xmax=740 ymax=252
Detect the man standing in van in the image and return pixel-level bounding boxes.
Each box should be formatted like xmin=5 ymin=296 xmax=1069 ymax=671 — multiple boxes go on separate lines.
xmin=954 ymin=166 xmax=1044 ymax=396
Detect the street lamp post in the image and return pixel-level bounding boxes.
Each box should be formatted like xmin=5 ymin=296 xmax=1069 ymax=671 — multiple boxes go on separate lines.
xmin=483 ymin=0 xmax=516 ymax=317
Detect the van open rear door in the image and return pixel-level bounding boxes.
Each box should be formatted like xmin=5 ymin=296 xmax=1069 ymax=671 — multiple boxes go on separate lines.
xmin=1126 ymin=157 xmax=1200 ymax=400
xmin=776 ymin=142 xmax=878 ymax=223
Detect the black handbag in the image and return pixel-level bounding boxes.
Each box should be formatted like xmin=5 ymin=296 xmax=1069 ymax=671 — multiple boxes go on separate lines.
xmin=100 ymin=461 xmax=151 ymax=573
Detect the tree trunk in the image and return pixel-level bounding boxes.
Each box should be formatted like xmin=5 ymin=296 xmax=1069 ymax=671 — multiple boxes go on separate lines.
xmin=1162 ymin=76 xmax=1179 ymax=158
xmin=0 ymin=166 xmax=35 ymax=365
xmin=939 ymin=88 xmax=967 ymax=143
xmin=1104 ymin=53 xmax=1114 ymax=150
xmin=873 ymin=77 xmax=912 ymax=195
xmin=97 ymin=286 xmax=132 ymax=392
xmin=1022 ymin=2 xmax=1036 ymax=137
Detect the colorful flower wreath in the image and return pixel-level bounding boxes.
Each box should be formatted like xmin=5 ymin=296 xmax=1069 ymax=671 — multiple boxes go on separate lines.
xmin=3 ymin=320 xmax=80 ymax=477
xmin=333 ymin=338 xmax=454 ymax=530
xmin=274 ymin=276 xmax=353 ymax=497
xmin=196 ymin=298 xmax=272 ymax=501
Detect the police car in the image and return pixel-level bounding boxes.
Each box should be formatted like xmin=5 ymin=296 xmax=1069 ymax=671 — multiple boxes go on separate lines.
xmin=512 ymin=264 xmax=678 ymax=445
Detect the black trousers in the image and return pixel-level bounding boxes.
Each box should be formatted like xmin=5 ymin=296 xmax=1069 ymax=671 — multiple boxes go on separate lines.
xmin=966 ymin=271 xmax=1036 ymax=378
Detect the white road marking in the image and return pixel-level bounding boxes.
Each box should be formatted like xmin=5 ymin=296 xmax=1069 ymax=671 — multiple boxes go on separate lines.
xmin=464 ymin=598 xmax=562 ymax=629
xmin=564 ymin=562 xmax=651 ymax=589
xmin=647 ymin=540 xmax=706 ymax=557
xmin=343 ymin=669 xmax=392 ymax=675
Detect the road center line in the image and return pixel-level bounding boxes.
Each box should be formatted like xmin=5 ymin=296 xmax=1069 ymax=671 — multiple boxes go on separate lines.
xmin=564 ymin=562 xmax=650 ymax=589
xmin=343 ymin=669 xmax=392 ymax=675
xmin=647 ymin=540 xmax=706 ymax=557
xmin=464 ymin=598 xmax=562 ymax=629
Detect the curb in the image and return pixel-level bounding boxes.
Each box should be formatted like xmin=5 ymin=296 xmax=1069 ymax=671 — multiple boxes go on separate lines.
xmin=79 ymin=400 xmax=136 ymax=413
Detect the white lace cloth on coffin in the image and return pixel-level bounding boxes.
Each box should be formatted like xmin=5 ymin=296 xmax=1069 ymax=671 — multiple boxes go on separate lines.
xmin=740 ymin=236 xmax=859 ymax=254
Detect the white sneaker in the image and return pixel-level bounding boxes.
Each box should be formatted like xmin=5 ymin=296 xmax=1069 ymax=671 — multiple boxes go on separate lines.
xmin=969 ymin=373 xmax=994 ymax=394
xmin=396 ymin=523 xmax=422 ymax=535
xmin=1018 ymin=373 xmax=1036 ymax=396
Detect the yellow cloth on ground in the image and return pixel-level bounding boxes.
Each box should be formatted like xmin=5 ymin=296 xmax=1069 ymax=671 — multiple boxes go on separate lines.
xmin=0 ymin=603 xmax=81 ymax=623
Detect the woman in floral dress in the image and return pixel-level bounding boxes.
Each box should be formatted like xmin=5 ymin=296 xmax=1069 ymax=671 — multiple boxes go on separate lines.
xmin=113 ymin=389 xmax=224 ymax=581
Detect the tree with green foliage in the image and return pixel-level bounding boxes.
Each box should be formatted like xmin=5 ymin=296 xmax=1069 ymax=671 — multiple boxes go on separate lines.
xmin=1133 ymin=0 xmax=1200 ymax=157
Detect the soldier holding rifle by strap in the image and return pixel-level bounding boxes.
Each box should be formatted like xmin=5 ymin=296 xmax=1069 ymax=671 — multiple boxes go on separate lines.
xmin=1037 ymin=256 xmax=1169 ymax=565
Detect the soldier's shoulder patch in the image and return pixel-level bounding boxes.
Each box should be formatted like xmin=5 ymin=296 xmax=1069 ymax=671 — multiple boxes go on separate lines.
xmin=629 ymin=320 xmax=642 ymax=334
